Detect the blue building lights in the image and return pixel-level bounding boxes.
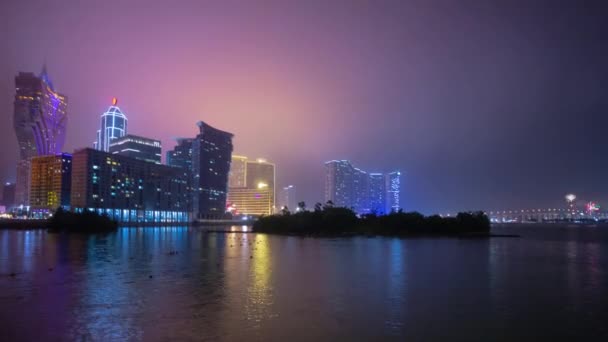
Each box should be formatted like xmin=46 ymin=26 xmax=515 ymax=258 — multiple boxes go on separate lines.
xmin=95 ymin=97 xmax=128 ymax=152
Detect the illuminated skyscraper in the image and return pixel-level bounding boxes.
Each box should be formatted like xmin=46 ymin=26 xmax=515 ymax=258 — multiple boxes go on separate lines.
xmin=325 ymin=160 xmax=354 ymax=209
xmin=95 ymin=98 xmax=127 ymax=152
xmin=352 ymin=168 xmax=369 ymax=213
xmin=245 ymin=158 xmax=276 ymax=211
xmin=228 ymin=156 xmax=276 ymax=214
xmin=325 ymin=160 xmax=401 ymax=215
xmin=191 ymin=121 xmax=233 ymax=219
xmin=229 ymin=155 xmax=248 ymax=188
xmin=109 ymin=134 xmax=162 ymax=164
xmin=368 ymin=173 xmax=386 ymax=214
xmin=280 ymin=185 xmax=297 ymax=212
xmin=13 ymin=66 xmax=68 ymax=205
xmin=385 ymin=171 xmax=401 ymax=213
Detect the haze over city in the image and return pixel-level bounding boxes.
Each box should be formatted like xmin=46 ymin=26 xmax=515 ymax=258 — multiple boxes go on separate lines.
xmin=2 ymin=0 xmax=608 ymax=213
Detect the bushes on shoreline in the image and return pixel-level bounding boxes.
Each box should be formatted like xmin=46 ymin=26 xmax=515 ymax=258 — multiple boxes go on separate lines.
xmin=48 ymin=208 xmax=118 ymax=233
xmin=253 ymin=206 xmax=490 ymax=236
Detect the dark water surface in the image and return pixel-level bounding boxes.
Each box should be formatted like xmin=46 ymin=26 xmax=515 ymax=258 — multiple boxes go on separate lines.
xmin=1 ymin=224 xmax=607 ymax=341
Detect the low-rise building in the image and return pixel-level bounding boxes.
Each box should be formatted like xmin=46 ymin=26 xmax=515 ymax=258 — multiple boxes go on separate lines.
xmin=29 ymin=153 xmax=72 ymax=216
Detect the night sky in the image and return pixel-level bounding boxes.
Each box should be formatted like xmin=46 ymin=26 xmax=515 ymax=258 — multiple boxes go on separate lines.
xmin=1 ymin=0 xmax=608 ymax=214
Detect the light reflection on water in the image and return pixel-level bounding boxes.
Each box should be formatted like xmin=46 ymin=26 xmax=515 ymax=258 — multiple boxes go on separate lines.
xmin=0 ymin=225 xmax=607 ymax=341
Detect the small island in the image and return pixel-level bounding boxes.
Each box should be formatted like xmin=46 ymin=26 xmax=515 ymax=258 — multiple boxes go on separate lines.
xmin=253 ymin=202 xmax=494 ymax=237
xmin=48 ymin=208 xmax=118 ymax=233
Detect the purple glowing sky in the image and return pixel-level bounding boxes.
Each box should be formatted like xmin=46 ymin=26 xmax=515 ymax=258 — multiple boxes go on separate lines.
xmin=1 ymin=0 xmax=608 ymax=213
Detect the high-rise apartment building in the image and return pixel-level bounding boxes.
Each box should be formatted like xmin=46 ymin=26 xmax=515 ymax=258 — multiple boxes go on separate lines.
xmin=94 ymin=98 xmax=127 ymax=152
xmin=229 ymin=155 xmax=247 ymax=188
xmin=280 ymin=185 xmax=297 ymax=212
xmin=70 ymin=148 xmax=190 ymax=223
xmin=13 ymin=67 xmax=68 ymax=205
xmin=325 ymin=160 xmax=401 ymax=215
xmin=385 ymin=171 xmax=401 ymax=213
xmin=325 ymin=160 xmax=355 ymax=209
xmin=352 ymin=167 xmax=369 ymax=213
xmin=191 ymin=121 xmax=233 ymax=219
xmin=368 ymin=173 xmax=386 ymax=214
xmin=109 ymin=134 xmax=162 ymax=164
xmin=29 ymin=154 xmax=72 ymax=216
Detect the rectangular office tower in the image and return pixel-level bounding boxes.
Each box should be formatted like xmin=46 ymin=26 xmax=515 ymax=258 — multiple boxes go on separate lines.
xmin=191 ymin=121 xmax=233 ymax=219
xmin=29 ymin=154 xmax=72 ymax=216
xmin=109 ymin=134 xmax=162 ymax=164
xmin=70 ymin=148 xmax=190 ymax=223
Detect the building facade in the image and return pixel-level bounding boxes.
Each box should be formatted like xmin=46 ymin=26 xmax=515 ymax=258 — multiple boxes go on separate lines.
xmin=228 ymin=156 xmax=276 ymax=214
xmin=29 ymin=154 xmax=72 ymax=216
xmin=227 ymin=186 xmax=272 ymax=216
xmin=1 ymin=182 xmax=16 ymax=209
xmin=385 ymin=171 xmax=401 ymax=213
xmin=325 ymin=160 xmax=401 ymax=215
xmin=228 ymin=155 xmax=248 ymax=188
xmin=325 ymin=160 xmax=355 ymax=209
xmin=245 ymin=158 xmax=275 ymax=211
xmin=95 ymin=98 xmax=127 ymax=152
xmin=15 ymin=160 xmax=31 ymax=207
xmin=352 ymin=167 xmax=369 ymax=213
xmin=368 ymin=173 xmax=386 ymax=214
xmin=109 ymin=134 xmax=162 ymax=164
xmin=280 ymin=185 xmax=297 ymax=212
xmin=166 ymin=138 xmax=193 ymax=169
xmin=71 ymin=148 xmax=190 ymax=223
xmin=13 ymin=67 xmax=68 ymax=205
xmin=166 ymin=138 xmax=194 ymax=212
xmin=191 ymin=121 xmax=233 ymax=219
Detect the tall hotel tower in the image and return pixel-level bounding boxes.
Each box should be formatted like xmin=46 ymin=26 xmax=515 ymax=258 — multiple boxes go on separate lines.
xmin=13 ymin=66 xmax=68 ymax=206
xmin=192 ymin=121 xmax=234 ymax=219
xmin=94 ymin=98 xmax=128 ymax=152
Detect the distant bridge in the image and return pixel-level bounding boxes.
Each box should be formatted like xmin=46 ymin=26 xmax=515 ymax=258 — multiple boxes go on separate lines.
xmin=487 ymin=208 xmax=606 ymax=223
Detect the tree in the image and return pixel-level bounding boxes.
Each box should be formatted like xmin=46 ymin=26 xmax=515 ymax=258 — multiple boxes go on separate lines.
xmin=314 ymin=202 xmax=323 ymax=212
xmin=281 ymin=206 xmax=291 ymax=215
xmin=297 ymin=201 xmax=306 ymax=212
xmin=324 ymin=200 xmax=334 ymax=209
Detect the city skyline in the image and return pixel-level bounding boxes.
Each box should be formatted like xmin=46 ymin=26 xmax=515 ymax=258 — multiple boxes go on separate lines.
xmin=2 ymin=1 xmax=608 ymax=213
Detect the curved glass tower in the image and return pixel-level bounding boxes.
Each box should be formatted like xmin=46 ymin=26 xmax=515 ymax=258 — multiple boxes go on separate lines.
xmin=13 ymin=65 xmax=68 ymax=206
xmin=95 ymin=98 xmax=128 ymax=152
xmin=14 ymin=66 xmax=68 ymax=158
